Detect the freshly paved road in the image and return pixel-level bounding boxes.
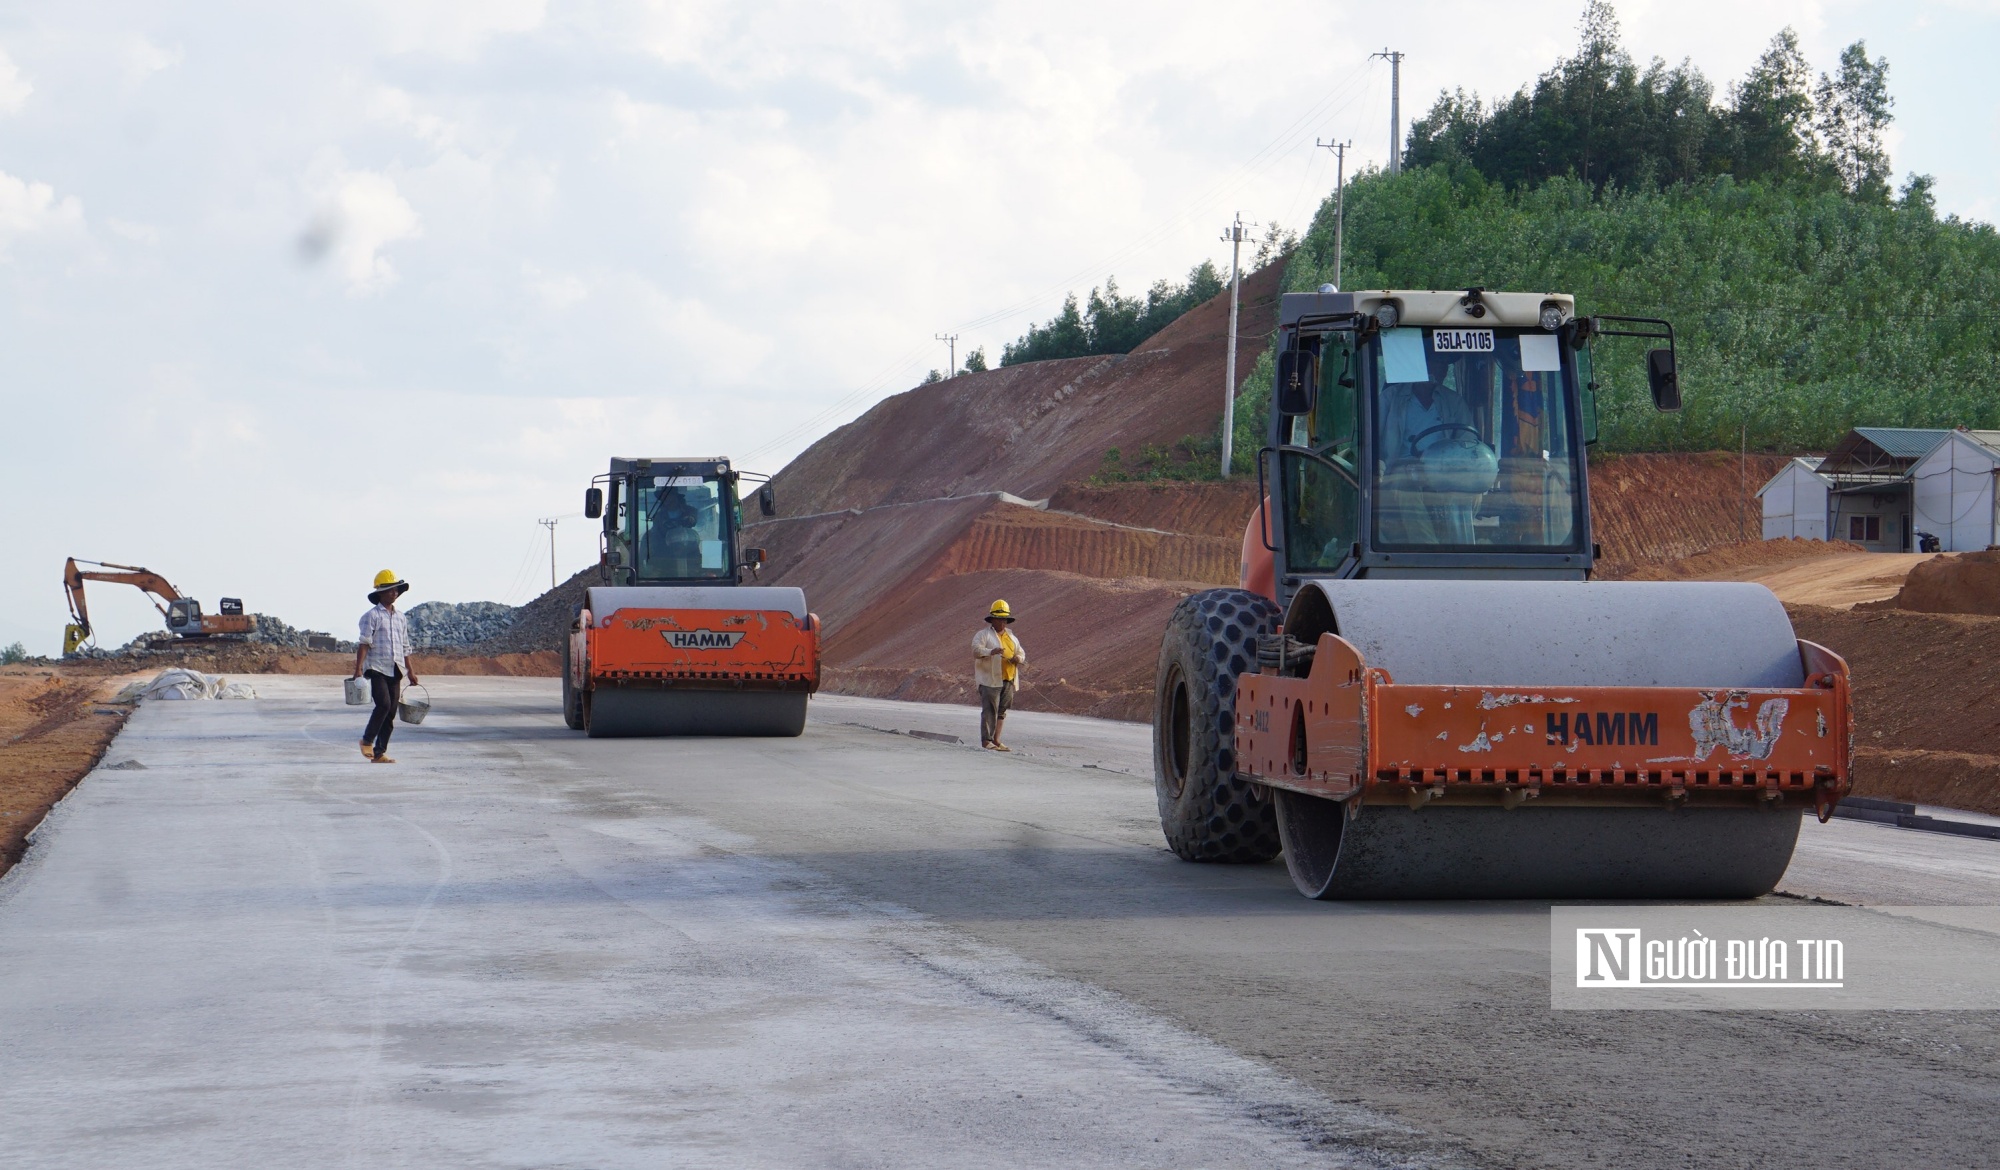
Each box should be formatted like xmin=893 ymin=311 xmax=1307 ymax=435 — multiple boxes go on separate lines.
xmin=2 ymin=678 xmax=1995 ymax=1168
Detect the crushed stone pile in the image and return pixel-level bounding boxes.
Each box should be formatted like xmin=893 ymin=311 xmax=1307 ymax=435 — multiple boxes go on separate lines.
xmin=406 ymin=600 xmax=517 ymax=648
xmin=470 ymin=568 xmax=594 ymax=655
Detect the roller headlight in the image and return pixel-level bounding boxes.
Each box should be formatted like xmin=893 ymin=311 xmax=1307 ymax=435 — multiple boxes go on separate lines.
xmin=1375 ymin=302 xmax=1399 ymax=330
xmin=1540 ymin=302 xmax=1565 ymax=331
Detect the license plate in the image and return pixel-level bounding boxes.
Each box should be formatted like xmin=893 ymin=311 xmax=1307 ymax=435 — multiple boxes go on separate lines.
xmin=1432 ymin=329 xmax=1494 ymax=353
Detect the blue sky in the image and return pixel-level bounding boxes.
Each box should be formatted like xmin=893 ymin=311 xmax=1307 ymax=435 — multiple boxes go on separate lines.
xmin=1 ymin=0 xmax=1992 ymax=654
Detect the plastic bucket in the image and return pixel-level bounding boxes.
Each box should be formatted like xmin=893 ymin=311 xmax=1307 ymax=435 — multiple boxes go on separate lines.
xmin=397 ymin=684 xmax=431 ymax=725
xmin=343 ymin=676 xmax=369 ymax=706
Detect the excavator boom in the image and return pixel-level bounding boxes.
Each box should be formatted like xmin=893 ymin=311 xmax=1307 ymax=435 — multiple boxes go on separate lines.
xmin=62 ymin=557 xmax=251 ymax=652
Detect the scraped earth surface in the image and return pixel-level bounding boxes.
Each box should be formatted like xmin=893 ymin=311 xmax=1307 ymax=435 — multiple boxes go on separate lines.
xmin=0 ymin=669 xmax=134 ymax=873
xmin=4 ymin=678 xmax=1998 ymax=1170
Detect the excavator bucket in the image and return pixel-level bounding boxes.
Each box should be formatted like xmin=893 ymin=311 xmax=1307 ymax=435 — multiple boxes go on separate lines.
xmin=1231 ymin=580 xmax=1850 ymax=899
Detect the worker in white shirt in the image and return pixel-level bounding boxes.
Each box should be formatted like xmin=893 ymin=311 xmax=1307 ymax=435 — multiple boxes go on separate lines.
xmin=352 ymin=569 xmax=419 ymax=764
xmin=971 ymin=599 xmax=1025 ymax=751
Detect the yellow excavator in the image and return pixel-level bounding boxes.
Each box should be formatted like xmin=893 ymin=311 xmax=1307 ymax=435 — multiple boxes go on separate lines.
xmin=62 ymin=558 xmax=255 ymax=654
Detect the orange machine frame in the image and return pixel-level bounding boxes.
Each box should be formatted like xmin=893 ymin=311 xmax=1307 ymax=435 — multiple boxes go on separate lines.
xmin=1235 ymin=633 xmax=1851 ymax=817
xmin=573 ymin=606 xmax=820 ymax=693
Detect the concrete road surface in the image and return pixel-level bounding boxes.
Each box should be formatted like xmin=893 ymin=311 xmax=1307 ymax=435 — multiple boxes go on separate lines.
xmin=1 ymin=678 xmax=1995 ymax=1169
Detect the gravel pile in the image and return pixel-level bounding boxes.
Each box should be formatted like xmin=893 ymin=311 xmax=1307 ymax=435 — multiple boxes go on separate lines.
xmin=406 ymin=600 xmax=517 ymax=648
xmin=250 ymin=614 xmax=351 ymax=651
xmin=470 ymin=567 xmax=595 ymax=654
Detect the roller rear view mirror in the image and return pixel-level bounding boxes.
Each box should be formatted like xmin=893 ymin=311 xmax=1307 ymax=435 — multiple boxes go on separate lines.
xmin=1275 ymin=349 xmax=1318 ymax=416
xmin=1647 ymin=348 xmax=1681 ymax=412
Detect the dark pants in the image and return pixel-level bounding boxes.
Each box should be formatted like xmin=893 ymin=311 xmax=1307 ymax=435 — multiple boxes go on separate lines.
xmin=363 ymin=668 xmax=401 ymax=755
xmin=979 ymin=681 xmax=1015 ymax=746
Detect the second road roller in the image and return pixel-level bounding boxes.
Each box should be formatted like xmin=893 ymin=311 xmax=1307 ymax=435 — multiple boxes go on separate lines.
xmin=1155 ymin=288 xmax=1852 ymax=898
xmin=565 ymin=456 xmax=818 ymax=737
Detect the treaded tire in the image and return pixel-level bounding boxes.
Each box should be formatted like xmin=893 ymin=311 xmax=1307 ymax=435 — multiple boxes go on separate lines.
xmin=1153 ymin=588 xmax=1282 ymax=862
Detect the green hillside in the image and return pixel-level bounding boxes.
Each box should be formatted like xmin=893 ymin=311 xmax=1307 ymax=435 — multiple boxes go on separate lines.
xmin=1270 ymin=167 xmax=2000 ymax=453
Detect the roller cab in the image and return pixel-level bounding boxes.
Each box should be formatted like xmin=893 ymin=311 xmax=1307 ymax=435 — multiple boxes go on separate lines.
xmin=566 ymin=457 xmax=818 ymax=737
xmin=1154 ymin=289 xmax=1853 ymax=899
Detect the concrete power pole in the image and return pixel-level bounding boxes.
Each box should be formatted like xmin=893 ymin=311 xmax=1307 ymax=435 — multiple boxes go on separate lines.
xmin=1316 ymin=138 xmax=1352 ymax=288
xmin=1371 ymin=49 xmax=1405 ymax=174
xmin=1219 ymin=212 xmax=1252 ymax=480
xmin=538 ymin=518 xmax=560 ymax=591
xmin=934 ymin=333 xmax=959 ymax=377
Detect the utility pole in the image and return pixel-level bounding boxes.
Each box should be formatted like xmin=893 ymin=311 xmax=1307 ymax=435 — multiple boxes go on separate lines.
xmin=538 ymin=518 xmax=560 ymax=591
xmin=1371 ymin=49 xmax=1405 ymax=174
xmin=1219 ymin=212 xmax=1252 ymax=480
xmin=934 ymin=332 xmax=959 ymax=377
xmin=1316 ymin=138 xmax=1352 ymax=288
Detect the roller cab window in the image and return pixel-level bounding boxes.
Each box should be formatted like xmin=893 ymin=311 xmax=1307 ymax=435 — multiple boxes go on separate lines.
xmin=1279 ymin=334 xmax=1361 ymax=573
xmin=1370 ymin=326 xmax=1580 ymax=552
xmin=632 ymin=474 xmax=731 ymax=581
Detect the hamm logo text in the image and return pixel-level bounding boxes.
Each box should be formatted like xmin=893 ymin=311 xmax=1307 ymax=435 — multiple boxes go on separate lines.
xmin=664 ymin=629 xmax=745 ymax=650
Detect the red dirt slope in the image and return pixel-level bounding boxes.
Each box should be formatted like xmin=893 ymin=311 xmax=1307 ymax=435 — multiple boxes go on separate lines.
xmin=823 ymin=569 xmax=1202 ymax=722
xmin=768 ymin=259 xmax=1285 ymax=517
xmin=1590 ymin=451 xmax=1790 ymax=568
xmin=1048 ymin=479 xmax=1259 ymax=538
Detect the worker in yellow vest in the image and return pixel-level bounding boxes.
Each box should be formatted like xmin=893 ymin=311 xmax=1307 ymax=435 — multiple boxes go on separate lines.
xmin=972 ymin=599 xmax=1026 ymax=751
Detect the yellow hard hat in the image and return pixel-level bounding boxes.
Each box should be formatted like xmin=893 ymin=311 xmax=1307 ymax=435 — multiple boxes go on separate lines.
xmin=368 ymin=569 xmax=409 ymax=601
xmin=987 ymin=599 xmax=1014 ymax=622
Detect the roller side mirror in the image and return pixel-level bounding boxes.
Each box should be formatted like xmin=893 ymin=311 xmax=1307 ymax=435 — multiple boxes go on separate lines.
xmin=1647 ymin=348 xmax=1680 ymax=412
xmin=584 ymin=487 xmax=603 ymax=519
xmin=1275 ymin=349 xmax=1318 ymax=416
xmin=758 ymin=484 xmax=776 ymax=517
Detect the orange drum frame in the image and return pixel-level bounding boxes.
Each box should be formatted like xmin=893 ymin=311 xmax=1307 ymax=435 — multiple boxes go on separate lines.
xmin=572 ymin=606 xmax=820 ymax=693
xmin=1235 ymin=633 xmax=1851 ymax=818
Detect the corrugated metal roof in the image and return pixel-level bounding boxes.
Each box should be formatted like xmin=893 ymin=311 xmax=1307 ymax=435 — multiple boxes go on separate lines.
xmin=1850 ymin=427 xmax=1952 ymax=459
xmin=1964 ymin=430 xmax=2000 ymax=457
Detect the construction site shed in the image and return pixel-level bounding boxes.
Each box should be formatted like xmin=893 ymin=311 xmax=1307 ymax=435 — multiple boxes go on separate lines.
xmin=1911 ymin=429 xmax=2000 ymax=551
xmin=1758 ymin=458 xmax=1832 ymax=540
xmin=1814 ymin=427 xmax=1952 ymax=552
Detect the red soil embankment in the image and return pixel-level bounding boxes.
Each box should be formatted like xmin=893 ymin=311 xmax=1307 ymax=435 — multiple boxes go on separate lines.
xmin=823 ymin=569 xmax=1202 ymax=722
xmin=934 ymin=506 xmax=1235 ymax=585
xmin=1048 ymin=480 xmax=1259 ymax=539
xmin=0 ymin=670 xmax=135 ymax=875
xmin=1787 ymin=605 xmax=2000 ymax=815
xmin=768 ymin=260 xmax=1285 ymax=518
xmin=1591 ymin=451 xmax=1790 ymax=568
xmin=1604 ymin=538 xmax=1864 ymax=582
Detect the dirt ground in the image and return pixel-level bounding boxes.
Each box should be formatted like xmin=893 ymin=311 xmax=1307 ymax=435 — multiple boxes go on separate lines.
xmin=0 ymin=668 xmax=141 ymax=875
xmin=1787 ymin=605 xmax=2000 ymax=815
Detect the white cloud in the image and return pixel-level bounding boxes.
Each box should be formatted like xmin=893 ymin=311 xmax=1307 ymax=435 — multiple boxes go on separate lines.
xmin=0 ymin=169 xmax=82 ymax=247
xmin=299 ymin=161 xmax=422 ymax=293
xmin=0 ymin=47 xmax=30 ymax=114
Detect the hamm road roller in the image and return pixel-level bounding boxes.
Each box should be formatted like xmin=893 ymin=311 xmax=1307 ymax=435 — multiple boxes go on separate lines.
xmin=566 ymin=456 xmax=818 ymax=737
xmin=1156 ymin=288 xmax=1851 ymax=898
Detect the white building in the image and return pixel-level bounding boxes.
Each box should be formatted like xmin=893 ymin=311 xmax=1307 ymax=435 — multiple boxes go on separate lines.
xmin=1758 ymin=458 xmax=1832 ymax=541
xmin=1911 ymin=429 xmax=2000 ymax=552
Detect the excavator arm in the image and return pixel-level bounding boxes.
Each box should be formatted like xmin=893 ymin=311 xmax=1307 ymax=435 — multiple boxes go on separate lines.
xmin=63 ymin=558 xmax=185 ymax=651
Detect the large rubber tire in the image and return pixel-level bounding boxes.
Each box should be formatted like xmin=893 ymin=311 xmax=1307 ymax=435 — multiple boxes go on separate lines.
xmin=561 ymin=644 xmax=584 ymax=731
xmin=1153 ymin=588 xmax=1282 ymax=862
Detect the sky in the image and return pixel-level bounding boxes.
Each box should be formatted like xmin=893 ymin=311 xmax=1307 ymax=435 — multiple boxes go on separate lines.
xmin=2 ymin=0 xmax=1994 ymax=655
